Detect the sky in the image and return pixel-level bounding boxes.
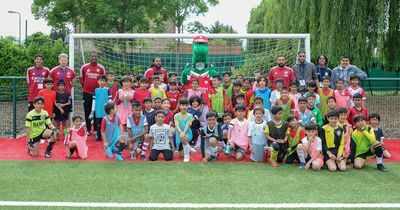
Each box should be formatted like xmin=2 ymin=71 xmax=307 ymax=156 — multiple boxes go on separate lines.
xmin=0 ymin=0 xmax=261 ymax=39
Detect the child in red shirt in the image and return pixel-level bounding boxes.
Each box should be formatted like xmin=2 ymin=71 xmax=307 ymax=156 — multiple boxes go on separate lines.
xmin=38 ymin=78 xmax=56 ymax=118
xmin=347 ymin=93 xmax=368 ymax=128
xmin=134 ymin=77 xmax=151 ymax=109
xmin=166 ymin=80 xmax=181 ymax=113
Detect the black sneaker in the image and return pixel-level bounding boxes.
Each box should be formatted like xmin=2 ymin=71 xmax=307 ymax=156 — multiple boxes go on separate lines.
xmin=211 ymin=156 xmax=217 ymax=162
xmin=140 ymin=154 xmax=147 ymax=160
xmin=44 ymin=150 xmax=51 ymax=158
xmin=377 ymin=164 xmax=389 ymax=172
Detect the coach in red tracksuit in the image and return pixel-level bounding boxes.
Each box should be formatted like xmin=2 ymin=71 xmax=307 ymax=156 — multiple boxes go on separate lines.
xmin=144 ymin=57 xmax=168 ymax=85
xmin=79 ymin=52 xmax=106 ymax=134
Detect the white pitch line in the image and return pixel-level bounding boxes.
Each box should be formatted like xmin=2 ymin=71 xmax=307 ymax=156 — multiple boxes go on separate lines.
xmin=0 ymin=201 xmax=400 ymax=208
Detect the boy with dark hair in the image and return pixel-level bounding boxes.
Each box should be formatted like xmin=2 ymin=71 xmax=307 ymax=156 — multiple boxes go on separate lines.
xmin=149 ymin=75 xmax=167 ymax=100
xmin=143 ymin=97 xmax=156 ymax=129
xmin=294 ymin=96 xmax=315 ymax=128
xmin=318 ymin=76 xmax=335 ymax=117
xmin=303 ymin=80 xmax=320 ymax=107
xmin=265 ymin=106 xmax=289 ymax=167
xmin=248 ymin=96 xmax=272 ymax=123
xmin=346 ymin=93 xmax=369 ymax=128
xmin=149 ymin=110 xmax=175 ymax=161
xmin=285 ymin=115 xmax=305 ymax=164
xmin=134 ymin=77 xmax=151 ymax=108
xmin=296 ymin=122 xmax=323 ymax=170
xmin=270 ymin=78 xmax=283 ymax=107
xmin=242 ymin=78 xmax=254 ymax=109
xmin=209 ymin=75 xmax=228 ymax=118
xmin=90 ymin=75 xmax=112 ymax=141
xmin=306 ymin=94 xmax=323 ymax=127
xmin=350 ymin=114 xmax=388 ymax=172
xmin=274 ymin=87 xmax=295 ymax=122
xmin=320 ymin=110 xmax=346 ymax=172
xmin=101 ymin=101 xmax=125 ymax=161
xmin=105 ymin=71 xmax=119 ymax=100
xmin=369 ymin=113 xmax=391 ymax=158
xmin=54 ymin=81 xmax=72 ymax=136
xmin=127 ymin=101 xmax=150 ymax=160
xmin=334 ymin=78 xmax=351 ymax=109
xmin=201 ymin=111 xmax=223 ymax=162
xmin=226 ymin=104 xmax=250 ymax=161
xmin=248 ymin=107 xmax=268 ymax=162
xmin=38 ymin=78 xmax=56 ymax=119
xmin=166 ymin=79 xmax=180 ymax=113
xmin=231 ymin=93 xmax=248 ymax=118
xmin=254 ymin=76 xmax=272 ymax=109
xmin=221 ymin=112 xmax=233 ymax=144
xmin=221 ymin=72 xmax=233 ymax=106
xmin=26 ymin=96 xmax=57 ymax=158
xmin=231 ymin=80 xmax=242 ymax=111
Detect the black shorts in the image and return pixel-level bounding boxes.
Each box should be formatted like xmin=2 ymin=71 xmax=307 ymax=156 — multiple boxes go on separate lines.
xmin=28 ymin=129 xmax=46 ymax=146
xmin=356 ymin=150 xmax=374 ymax=160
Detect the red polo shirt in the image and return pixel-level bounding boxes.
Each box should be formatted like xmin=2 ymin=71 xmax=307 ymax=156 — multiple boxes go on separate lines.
xmin=268 ymin=66 xmax=296 ymax=90
xmin=50 ymin=66 xmax=76 ymax=95
xmin=80 ymin=63 xmax=105 ymax=94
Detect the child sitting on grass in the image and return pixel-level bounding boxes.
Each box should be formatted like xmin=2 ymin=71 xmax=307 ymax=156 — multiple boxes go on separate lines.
xmin=296 ymin=122 xmax=323 ymax=170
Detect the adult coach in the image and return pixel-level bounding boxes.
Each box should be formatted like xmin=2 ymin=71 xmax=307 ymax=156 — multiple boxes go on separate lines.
xmin=144 ymin=57 xmax=168 ymax=85
xmin=50 ymin=53 xmax=76 ymax=94
xmin=26 ymin=54 xmax=50 ymax=111
xmin=331 ymin=55 xmax=367 ymax=88
xmin=292 ymin=51 xmax=318 ymax=93
xmin=315 ymin=54 xmax=332 ymax=87
xmin=268 ymin=55 xmax=296 ymax=90
xmin=80 ymin=52 xmax=106 ymax=135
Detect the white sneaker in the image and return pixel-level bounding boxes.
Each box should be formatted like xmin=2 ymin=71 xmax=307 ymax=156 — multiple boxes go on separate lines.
xmin=183 ymin=154 xmax=190 ymax=162
xmin=190 ymin=147 xmax=197 ymax=154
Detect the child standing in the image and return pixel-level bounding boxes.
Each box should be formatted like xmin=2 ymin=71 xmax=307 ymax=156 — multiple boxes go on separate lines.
xmin=306 ymin=94 xmax=324 ymax=127
xmin=166 ymin=80 xmax=181 ymax=113
xmin=209 ymin=75 xmax=228 ymax=118
xmin=64 ymin=116 xmax=88 ymax=159
xmin=289 ymin=80 xmax=302 ymax=110
xmin=201 ymin=111 xmax=223 ymax=162
xmin=149 ymin=110 xmax=175 ymax=161
xmin=254 ymin=77 xmax=272 ymax=109
xmin=248 ymin=107 xmax=268 ymax=162
xmin=25 ymin=96 xmax=57 ymax=158
xmin=231 ymin=94 xmax=249 ymax=118
xmin=320 ymin=110 xmax=346 ymax=172
xmin=54 ymin=81 xmax=72 ymax=136
xmin=221 ymin=112 xmax=233 ymax=145
xmin=149 ymin=75 xmax=167 ymax=100
xmin=247 ymin=97 xmax=272 ymax=123
xmin=174 ymin=99 xmax=194 ymax=162
xmin=303 ymin=80 xmax=320 ymax=107
xmin=318 ymin=76 xmax=335 ymax=117
xmin=265 ymin=106 xmax=289 ymax=167
xmin=350 ymin=115 xmax=388 ymax=172
xmin=115 ymin=76 xmax=135 ymax=129
xmin=296 ymin=122 xmax=323 ymax=170
xmin=369 ymin=113 xmax=391 ymax=158
xmin=226 ymin=104 xmax=250 ymax=161
xmin=346 ymin=93 xmax=369 ymax=128
xmin=127 ymin=101 xmax=150 ymax=160
xmin=285 ymin=115 xmax=305 ymax=164
xmin=294 ymin=97 xmax=315 ymax=128
xmin=334 ymin=78 xmax=351 ymax=109
xmin=185 ymin=78 xmax=203 ymax=101
xmin=230 ymin=80 xmax=242 ymax=111
xmin=347 ymin=74 xmax=366 ymax=108
xmin=38 ymin=78 xmax=56 ymax=119
xmin=134 ymin=78 xmax=151 ymax=107
xmin=188 ymin=95 xmax=202 ymax=147
xmin=105 ymin=71 xmax=119 ymax=100
xmin=143 ymin=98 xmax=156 ymax=129
xmin=101 ymin=102 xmax=125 ymax=161
xmin=274 ymin=87 xmax=295 ymax=122
xmin=90 ymin=75 xmax=112 ymax=141
xmin=270 ymin=78 xmax=283 ymax=106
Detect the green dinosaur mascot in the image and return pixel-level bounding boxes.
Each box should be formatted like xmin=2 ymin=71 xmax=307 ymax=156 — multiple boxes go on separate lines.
xmin=181 ymin=35 xmax=218 ymax=106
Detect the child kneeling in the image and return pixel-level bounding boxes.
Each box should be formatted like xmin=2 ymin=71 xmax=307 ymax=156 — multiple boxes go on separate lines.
xmin=64 ymin=116 xmax=88 ymax=159
xmin=149 ymin=110 xmax=175 ymax=161
xmin=296 ymin=122 xmax=323 ymax=170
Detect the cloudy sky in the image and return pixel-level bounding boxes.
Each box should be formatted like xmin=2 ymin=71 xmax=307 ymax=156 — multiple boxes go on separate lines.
xmin=0 ymin=0 xmax=261 ymax=39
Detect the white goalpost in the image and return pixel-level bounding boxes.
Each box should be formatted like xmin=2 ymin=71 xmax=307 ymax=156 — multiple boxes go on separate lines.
xmin=68 ymin=33 xmax=310 ymax=117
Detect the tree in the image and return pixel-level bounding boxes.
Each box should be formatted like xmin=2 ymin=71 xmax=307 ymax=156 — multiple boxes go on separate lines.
xmin=187 ymin=21 xmax=209 ymax=33
xmin=32 ymin=0 xmax=166 ymax=33
xmin=163 ymin=0 xmax=219 ymax=34
xmin=247 ymin=0 xmax=400 ymax=71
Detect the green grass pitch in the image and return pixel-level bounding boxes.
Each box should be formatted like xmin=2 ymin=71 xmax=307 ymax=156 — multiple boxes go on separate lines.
xmin=0 ymin=161 xmax=399 ymax=209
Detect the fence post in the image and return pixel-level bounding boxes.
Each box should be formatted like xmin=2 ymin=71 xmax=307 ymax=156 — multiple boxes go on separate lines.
xmin=12 ymin=78 xmax=17 ymax=139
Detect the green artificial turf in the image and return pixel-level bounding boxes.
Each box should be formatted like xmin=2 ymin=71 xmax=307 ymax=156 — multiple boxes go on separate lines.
xmin=0 ymin=161 xmax=399 ymax=209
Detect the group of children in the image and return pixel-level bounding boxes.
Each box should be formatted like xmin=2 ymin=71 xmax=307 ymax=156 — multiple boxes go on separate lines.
xmin=25 ymin=67 xmax=391 ymax=172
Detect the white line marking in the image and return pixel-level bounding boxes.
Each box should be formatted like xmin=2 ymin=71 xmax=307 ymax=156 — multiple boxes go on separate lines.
xmin=0 ymin=201 xmax=400 ymax=208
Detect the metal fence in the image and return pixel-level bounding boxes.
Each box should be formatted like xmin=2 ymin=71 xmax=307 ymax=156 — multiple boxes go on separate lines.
xmin=1 ymin=76 xmax=399 ymax=139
